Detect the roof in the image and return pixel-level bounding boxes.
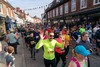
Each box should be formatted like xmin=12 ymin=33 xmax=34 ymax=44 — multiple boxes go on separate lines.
xmin=45 ymin=0 xmax=69 ymax=12
xmin=1 ymin=0 xmax=15 ymax=9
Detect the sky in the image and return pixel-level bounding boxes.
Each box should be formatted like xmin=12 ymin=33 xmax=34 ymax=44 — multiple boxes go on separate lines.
xmin=8 ymin=0 xmax=53 ymax=18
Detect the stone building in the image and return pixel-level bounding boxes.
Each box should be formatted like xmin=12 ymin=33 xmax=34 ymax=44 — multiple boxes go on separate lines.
xmin=0 ymin=0 xmax=15 ymax=34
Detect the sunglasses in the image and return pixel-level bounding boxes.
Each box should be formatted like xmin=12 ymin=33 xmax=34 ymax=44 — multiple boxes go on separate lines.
xmin=50 ymin=35 xmax=54 ymax=37
xmin=84 ymin=35 xmax=89 ymax=37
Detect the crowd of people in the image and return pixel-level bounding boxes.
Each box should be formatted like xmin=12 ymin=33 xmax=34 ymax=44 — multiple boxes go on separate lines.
xmin=0 ymin=22 xmax=100 ymax=67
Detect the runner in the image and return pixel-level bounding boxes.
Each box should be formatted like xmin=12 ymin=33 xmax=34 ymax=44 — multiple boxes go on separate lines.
xmin=43 ymin=30 xmax=49 ymax=40
xmin=68 ymin=45 xmax=90 ymax=67
xmin=28 ymin=32 xmax=36 ymax=60
xmin=63 ymin=30 xmax=71 ymax=56
xmin=55 ymin=33 xmax=66 ymax=67
xmin=77 ymin=32 xmax=91 ymax=67
xmin=35 ymin=32 xmax=65 ymax=67
xmin=95 ymin=29 xmax=100 ymax=56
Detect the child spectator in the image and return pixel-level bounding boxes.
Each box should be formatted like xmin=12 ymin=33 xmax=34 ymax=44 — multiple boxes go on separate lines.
xmin=5 ymin=46 xmax=15 ymax=67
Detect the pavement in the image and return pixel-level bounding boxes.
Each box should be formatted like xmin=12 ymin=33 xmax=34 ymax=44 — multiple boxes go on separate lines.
xmin=0 ymin=35 xmax=100 ymax=67
xmin=0 ymin=34 xmax=25 ymax=67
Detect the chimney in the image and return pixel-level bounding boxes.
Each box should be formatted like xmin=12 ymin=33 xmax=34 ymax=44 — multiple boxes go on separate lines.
xmin=16 ymin=7 xmax=20 ymax=12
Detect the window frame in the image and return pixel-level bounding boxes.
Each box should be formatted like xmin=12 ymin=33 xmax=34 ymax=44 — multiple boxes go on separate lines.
xmin=71 ymin=0 xmax=76 ymax=12
xmin=48 ymin=12 xmax=49 ymax=18
xmin=56 ymin=7 xmax=58 ymax=16
xmin=60 ymin=5 xmax=63 ymax=15
xmin=6 ymin=7 xmax=9 ymax=16
xmin=49 ymin=11 xmax=51 ymax=18
xmin=53 ymin=9 xmax=55 ymax=17
xmin=80 ymin=0 xmax=87 ymax=9
xmin=64 ymin=3 xmax=68 ymax=13
xmin=93 ymin=0 xmax=100 ymax=5
xmin=50 ymin=11 xmax=52 ymax=18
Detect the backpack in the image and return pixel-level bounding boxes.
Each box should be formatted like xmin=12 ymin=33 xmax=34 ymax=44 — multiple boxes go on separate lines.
xmin=71 ymin=57 xmax=80 ymax=67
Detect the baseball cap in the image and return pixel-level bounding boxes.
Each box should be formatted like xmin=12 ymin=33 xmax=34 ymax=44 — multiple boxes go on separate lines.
xmin=74 ymin=45 xmax=90 ymax=56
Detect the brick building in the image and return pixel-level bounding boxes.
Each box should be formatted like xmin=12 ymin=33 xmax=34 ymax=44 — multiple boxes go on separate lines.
xmin=45 ymin=0 xmax=100 ymax=27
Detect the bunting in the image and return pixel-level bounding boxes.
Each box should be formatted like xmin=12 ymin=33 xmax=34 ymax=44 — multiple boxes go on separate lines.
xmin=22 ymin=0 xmax=61 ymax=11
xmin=23 ymin=5 xmax=48 ymax=11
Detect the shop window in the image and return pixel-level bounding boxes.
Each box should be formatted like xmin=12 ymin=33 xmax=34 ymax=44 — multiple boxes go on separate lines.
xmin=71 ymin=0 xmax=76 ymax=12
xmin=0 ymin=4 xmax=2 ymax=13
xmin=60 ymin=5 xmax=63 ymax=15
xmin=65 ymin=3 xmax=68 ymax=13
xmin=93 ymin=0 xmax=100 ymax=5
xmin=80 ymin=0 xmax=87 ymax=9
xmin=56 ymin=7 xmax=58 ymax=16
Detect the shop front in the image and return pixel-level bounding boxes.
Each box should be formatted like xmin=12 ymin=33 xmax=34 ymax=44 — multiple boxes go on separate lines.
xmin=5 ymin=16 xmax=16 ymax=30
xmin=65 ymin=15 xmax=80 ymax=28
xmin=0 ymin=15 xmax=6 ymax=41
xmin=64 ymin=6 xmax=100 ymax=28
xmin=88 ymin=13 xmax=100 ymax=24
xmin=78 ymin=6 xmax=100 ymax=25
xmin=0 ymin=16 xmax=6 ymax=34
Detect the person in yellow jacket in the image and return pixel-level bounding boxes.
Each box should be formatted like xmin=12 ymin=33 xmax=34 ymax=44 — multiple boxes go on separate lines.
xmin=35 ymin=32 xmax=65 ymax=67
xmin=62 ymin=30 xmax=71 ymax=56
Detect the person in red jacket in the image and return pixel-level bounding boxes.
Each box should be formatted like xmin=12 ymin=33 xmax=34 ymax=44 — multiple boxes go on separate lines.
xmin=55 ymin=33 xmax=66 ymax=67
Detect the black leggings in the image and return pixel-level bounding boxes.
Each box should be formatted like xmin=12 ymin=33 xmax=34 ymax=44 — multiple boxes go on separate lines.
xmin=30 ymin=47 xmax=35 ymax=58
xmin=55 ymin=52 xmax=66 ymax=67
xmin=65 ymin=46 xmax=69 ymax=55
xmin=44 ymin=58 xmax=56 ymax=67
